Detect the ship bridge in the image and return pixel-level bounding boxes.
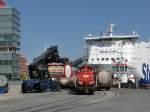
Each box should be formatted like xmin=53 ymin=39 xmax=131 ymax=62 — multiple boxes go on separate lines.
xmin=85 ymin=23 xmax=138 ymax=44
xmin=85 ymin=35 xmax=138 ymax=44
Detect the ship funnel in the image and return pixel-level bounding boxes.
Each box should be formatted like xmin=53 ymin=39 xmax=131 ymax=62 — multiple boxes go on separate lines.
xmin=107 ymin=23 xmax=115 ymax=36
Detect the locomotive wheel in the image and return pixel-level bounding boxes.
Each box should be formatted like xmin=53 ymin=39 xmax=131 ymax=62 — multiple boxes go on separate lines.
xmin=85 ymin=89 xmax=89 ymax=94
xmin=106 ymin=86 xmax=110 ymax=91
xmin=90 ymin=89 xmax=94 ymax=94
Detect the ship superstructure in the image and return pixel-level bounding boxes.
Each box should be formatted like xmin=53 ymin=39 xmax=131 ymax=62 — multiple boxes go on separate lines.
xmin=85 ymin=24 xmax=150 ymax=86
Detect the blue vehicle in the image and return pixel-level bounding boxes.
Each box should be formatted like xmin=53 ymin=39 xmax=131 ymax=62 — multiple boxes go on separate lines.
xmin=0 ymin=75 xmax=8 ymax=93
xmin=22 ymin=79 xmax=60 ymax=93
xmin=22 ymin=46 xmax=69 ymax=93
xmin=0 ymin=84 xmax=8 ymax=93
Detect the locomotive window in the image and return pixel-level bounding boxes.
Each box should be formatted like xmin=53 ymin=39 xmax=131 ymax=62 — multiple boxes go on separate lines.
xmin=125 ymin=66 xmax=127 ymax=71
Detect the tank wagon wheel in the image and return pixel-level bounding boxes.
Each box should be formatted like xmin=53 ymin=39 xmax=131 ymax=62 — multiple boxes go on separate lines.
xmin=34 ymin=84 xmax=43 ymax=93
xmin=106 ymin=86 xmax=110 ymax=91
xmin=96 ymin=87 xmax=101 ymax=91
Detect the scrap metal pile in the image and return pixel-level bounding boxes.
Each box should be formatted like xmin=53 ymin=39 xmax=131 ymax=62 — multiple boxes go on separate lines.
xmin=29 ymin=46 xmax=69 ymax=79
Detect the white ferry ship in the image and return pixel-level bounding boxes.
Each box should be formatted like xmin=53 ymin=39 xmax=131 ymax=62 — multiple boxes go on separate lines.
xmin=85 ymin=24 xmax=150 ymax=86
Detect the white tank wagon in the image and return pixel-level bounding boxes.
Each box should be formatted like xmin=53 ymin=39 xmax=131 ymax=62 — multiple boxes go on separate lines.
xmin=96 ymin=71 xmax=112 ymax=91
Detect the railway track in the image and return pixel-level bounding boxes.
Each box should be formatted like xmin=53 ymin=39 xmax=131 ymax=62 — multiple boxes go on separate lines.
xmin=11 ymin=90 xmax=119 ymax=112
xmin=52 ymin=91 xmax=119 ymax=112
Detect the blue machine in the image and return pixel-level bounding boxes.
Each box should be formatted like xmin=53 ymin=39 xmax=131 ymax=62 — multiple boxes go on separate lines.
xmin=0 ymin=75 xmax=8 ymax=93
xmin=22 ymin=79 xmax=60 ymax=93
xmin=0 ymin=85 xmax=8 ymax=93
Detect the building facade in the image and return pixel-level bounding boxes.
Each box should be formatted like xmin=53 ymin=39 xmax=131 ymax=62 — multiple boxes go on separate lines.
xmin=0 ymin=1 xmax=21 ymax=80
xmin=20 ymin=54 xmax=29 ymax=79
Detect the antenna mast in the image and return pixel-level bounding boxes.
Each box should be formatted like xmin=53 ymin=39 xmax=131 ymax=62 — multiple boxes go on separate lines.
xmin=107 ymin=23 xmax=115 ymax=36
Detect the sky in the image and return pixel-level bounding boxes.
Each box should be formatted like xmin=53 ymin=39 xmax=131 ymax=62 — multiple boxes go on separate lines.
xmin=6 ymin=0 xmax=150 ymax=63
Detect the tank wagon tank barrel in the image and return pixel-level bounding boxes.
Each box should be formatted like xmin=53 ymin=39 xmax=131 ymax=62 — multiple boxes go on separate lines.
xmin=96 ymin=71 xmax=112 ymax=91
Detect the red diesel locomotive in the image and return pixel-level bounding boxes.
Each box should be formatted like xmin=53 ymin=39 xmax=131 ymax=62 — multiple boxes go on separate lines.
xmin=75 ymin=65 xmax=96 ymax=94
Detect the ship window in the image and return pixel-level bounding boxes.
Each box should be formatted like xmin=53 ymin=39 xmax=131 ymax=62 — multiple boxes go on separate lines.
xmin=102 ymin=58 xmax=104 ymax=61
xmin=106 ymin=58 xmax=109 ymax=61
xmin=111 ymin=58 xmax=114 ymax=60
xmin=97 ymin=58 xmax=99 ymax=61
xmin=117 ymin=58 xmax=120 ymax=60
xmin=91 ymin=58 xmax=94 ymax=61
